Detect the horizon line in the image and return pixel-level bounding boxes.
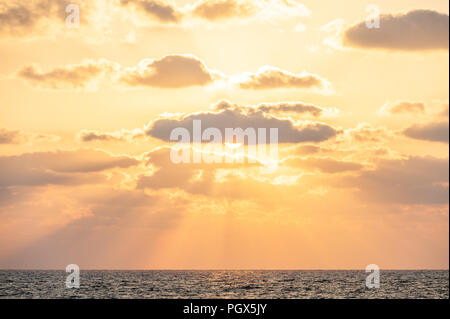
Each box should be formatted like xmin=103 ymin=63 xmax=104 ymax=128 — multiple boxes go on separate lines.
xmin=1 ymin=268 xmax=448 ymax=271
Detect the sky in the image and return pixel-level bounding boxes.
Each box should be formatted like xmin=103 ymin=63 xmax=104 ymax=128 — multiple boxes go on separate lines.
xmin=0 ymin=0 xmax=448 ymax=270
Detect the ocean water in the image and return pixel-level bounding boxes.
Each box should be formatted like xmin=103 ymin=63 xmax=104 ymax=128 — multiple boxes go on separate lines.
xmin=0 ymin=270 xmax=448 ymax=299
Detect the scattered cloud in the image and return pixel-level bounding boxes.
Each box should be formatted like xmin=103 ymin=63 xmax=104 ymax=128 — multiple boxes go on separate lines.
xmin=235 ymin=66 xmax=331 ymax=92
xmin=403 ymin=122 xmax=449 ymax=143
xmin=0 ymin=0 xmax=69 ymax=37
xmin=190 ymin=0 xmax=255 ymax=21
xmin=146 ymin=101 xmax=340 ymax=144
xmin=342 ymin=123 xmax=392 ymax=143
xmin=0 ymin=128 xmax=27 ymax=144
xmin=17 ymin=55 xmax=331 ymax=93
xmin=343 ymin=10 xmax=449 ymax=51
xmin=0 ymin=128 xmax=60 ymax=145
xmin=78 ymin=129 xmax=145 ymax=143
xmin=0 ymin=0 xmax=98 ymax=38
xmin=120 ymin=0 xmax=182 ymax=23
xmin=214 ymin=100 xmax=335 ymax=117
xmin=121 ymin=0 xmax=310 ymax=24
xmin=379 ymin=101 xmax=425 ymax=116
xmin=120 ymin=54 xmax=220 ymax=88
xmin=17 ymin=59 xmax=119 ymax=90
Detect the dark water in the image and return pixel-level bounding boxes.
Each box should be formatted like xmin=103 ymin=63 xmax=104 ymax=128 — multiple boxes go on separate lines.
xmin=0 ymin=270 xmax=448 ymax=299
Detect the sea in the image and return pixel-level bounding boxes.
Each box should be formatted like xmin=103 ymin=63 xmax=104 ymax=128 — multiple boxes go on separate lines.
xmin=0 ymin=270 xmax=448 ymax=299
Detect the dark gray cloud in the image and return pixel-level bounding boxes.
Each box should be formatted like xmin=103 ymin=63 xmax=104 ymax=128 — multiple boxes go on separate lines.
xmin=343 ymin=10 xmax=449 ymax=51
xmin=403 ymin=122 xmax=449 ymax=143
xmin=146 ymin=102 xmax=340 ymax=144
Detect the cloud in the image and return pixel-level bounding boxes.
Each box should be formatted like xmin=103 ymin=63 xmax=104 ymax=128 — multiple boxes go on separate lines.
xmin=255 ymin=102 xmax=325 ymax=117
xmin=283 ymin=156 xmax=363 ymax=173
xmin=190 ymin=0 xmax=257 ymax=21
xmin=78 ymin=129 xmax=145 ymax=143
xmin=403 ymin=122 xmax=449 ymax=143
xmin=214 ymin=100 xmax=332 ymax=117
xmin=235 ymin=66 xmax=330 ymax=91
xmin=0 ymin=128 xmax=27 ymax=144
xmin=379 ymin=101 xmax=425 ymax=115
xmin=146 ymin=101 xmax=340 ymax=144
xmin=17 ymin=56 xmax=219 ymax=90
xmin=0 ymin=0 xmax=98 ymax=38
xmin=340 ymin=156 xmax=449 ymax=205
xmin=17 ymin=59 xmax=118 ymax=89
xmin=78 ymin=100 xmax=335 ymax=145
xmin=31 ymin=133 xmax=61 ymax=143
xmin=0 ymin=0 xmax=68 ymax=36
xmin=18 ymin=55 xmax=331 ymax=92
xmin=137 ymin=146 xmax=262 ymax=191
xmin=439 ymin=105 xmax=449 ymax=118
xmin=120 ymin=54 xmax=219 ymax=88
xmin=17 ymin=55 xmax=217 ymax=90
xmin=0 ymin=128 xmax=60 ymax=145
xmin=343 ymin=10 xmax=449 ymax=51
xmin=189 ymin=0 xmax=310 ymax=22
xmin=120 ymin=0 xmax=182 ymax=23
xmin=293 ymin=145 xmax=328 ymax=155
xmin=1 ymin=0 xmax=310 ymax=40
xmin=0 ymin=149 xmax=139 ymax=187
xmin=121 ymin=0 xmax=310 ymax=24
xmin=342 ymin=123 xmax=392 ymax=143
xmin=136 ymin=147 xmax=292 ymax=202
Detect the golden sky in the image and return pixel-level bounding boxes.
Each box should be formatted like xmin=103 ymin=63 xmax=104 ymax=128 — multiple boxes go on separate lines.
xmin=0 ymin=0 xmax=449 ymax=269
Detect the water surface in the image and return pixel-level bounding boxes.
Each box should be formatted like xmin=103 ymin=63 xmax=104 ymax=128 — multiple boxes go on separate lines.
xmin=0 ymin=270 xmax=448 ymax=299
